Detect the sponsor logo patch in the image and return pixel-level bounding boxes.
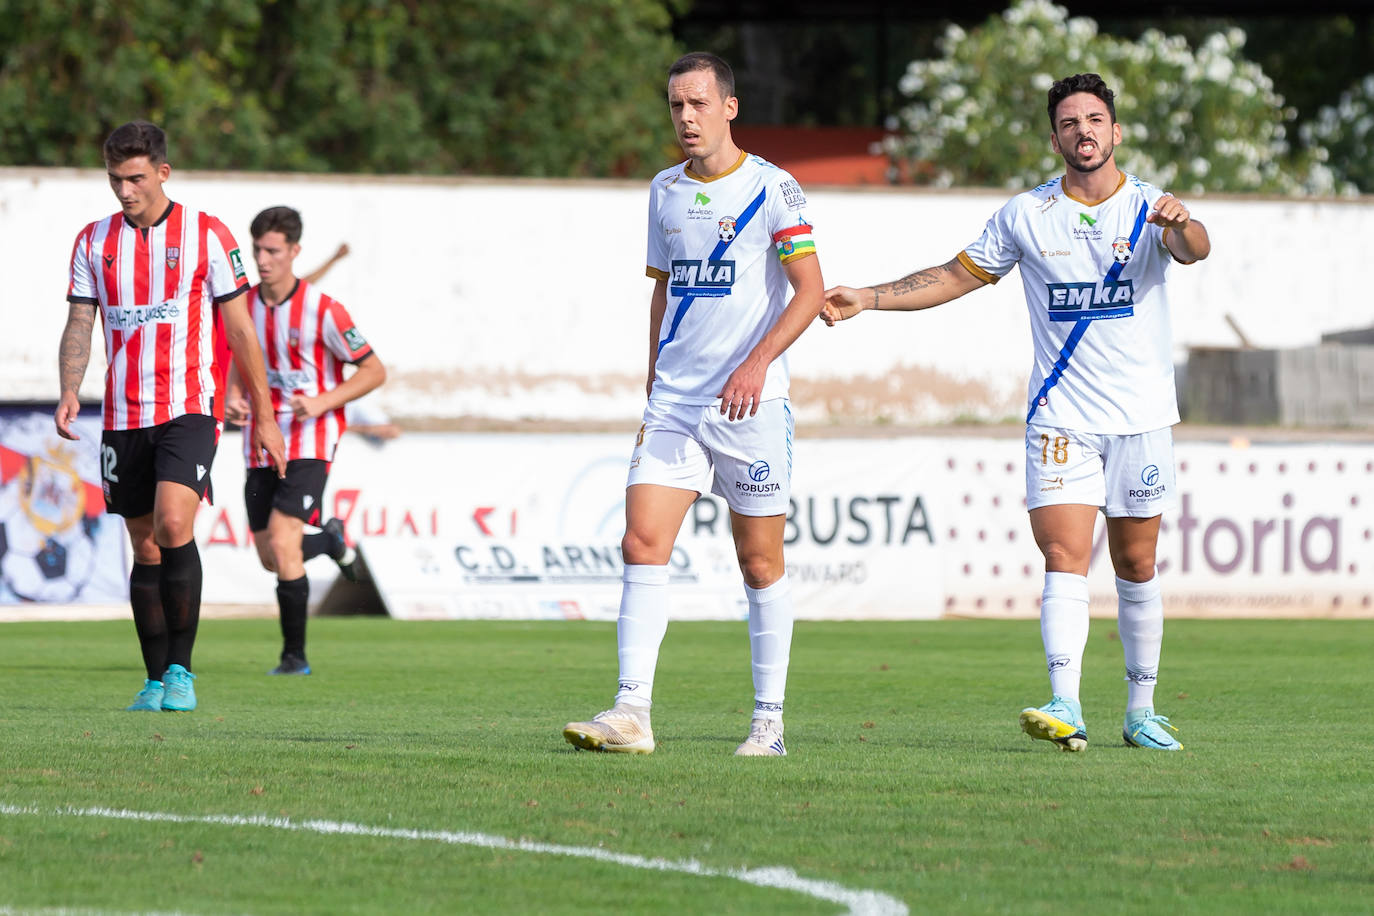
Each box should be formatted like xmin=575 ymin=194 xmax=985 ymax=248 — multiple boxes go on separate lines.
xmin=669 ymin=259 xmax=735 ymax=297
xmin=228 ymin=248 xmax=247 ymax=280
xmin=1045 ymin=280 xmax=1136 ymax=321
xmin=779 ymin=179 xmax=807 ymax=211
xmin=344 ymin=327 xmax=368 ymax=352
xmin=103 ymin=301 xmax=183 ymax=331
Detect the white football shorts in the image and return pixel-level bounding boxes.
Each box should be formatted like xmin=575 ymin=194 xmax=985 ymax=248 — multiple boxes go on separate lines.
xmin=626 ymin=397 xmax=793 ymax=517
xmin=1025 ymin=424 xmax=1177 ymax=518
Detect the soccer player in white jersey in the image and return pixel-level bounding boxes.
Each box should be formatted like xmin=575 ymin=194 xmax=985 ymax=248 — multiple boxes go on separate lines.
xmin=823 ymin=74 xmax=1210 ymax=752
xmin=225 ymin=206 xmax=386 ymax=676
xmin=56 ymin=121 xmax=287 ymax=712
xmin=562 ymin=52 xmax=825 ymax=756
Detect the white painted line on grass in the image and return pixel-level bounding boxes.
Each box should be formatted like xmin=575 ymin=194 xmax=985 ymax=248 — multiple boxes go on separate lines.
xmin=2 ymin=804 xmax=908 ymax=916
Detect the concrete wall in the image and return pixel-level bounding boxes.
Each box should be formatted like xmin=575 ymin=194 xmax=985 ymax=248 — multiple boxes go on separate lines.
xmin=5 ymin=167 xmax=1372 ymax=426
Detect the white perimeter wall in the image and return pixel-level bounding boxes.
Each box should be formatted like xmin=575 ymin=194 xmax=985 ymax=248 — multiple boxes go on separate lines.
xmin=4 ymin=167 xmax=1372 ymax=425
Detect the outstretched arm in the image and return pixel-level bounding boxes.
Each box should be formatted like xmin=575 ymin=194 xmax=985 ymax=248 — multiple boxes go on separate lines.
xmin=55 ymin=301 xmax=97 ymax=440
xmin=821 ymin=256 xmax=986 ymax=326
xmin=718 ymin=252 xmax=825 ymax=421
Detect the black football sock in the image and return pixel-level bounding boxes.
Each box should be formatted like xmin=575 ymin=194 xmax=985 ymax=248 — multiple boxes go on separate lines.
xmin=129 ymin=562 xmax=167 ymax=680
xmin=276 ymin=575 xmax=310 ymax=658
xmin=301 ymin=531 xmax=331 ymax=562
xmin=160 ymin=540 xmax=203 ymax=672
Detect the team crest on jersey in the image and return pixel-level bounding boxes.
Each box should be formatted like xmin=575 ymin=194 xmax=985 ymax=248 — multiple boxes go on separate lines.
xmin=1111 ymin=236 xmax=1133 ymax=264
xmin=289 ymin=328 xmax=301 ymax=349
xmin=718 ymin=216 xmax=737 ymax=241
xmin=165 ymin=246 xmax=180 ymax=270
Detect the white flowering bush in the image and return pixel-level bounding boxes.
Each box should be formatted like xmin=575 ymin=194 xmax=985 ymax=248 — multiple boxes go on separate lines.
xmin=890 ymin=0 xmax=1327 ymax=194
xmin=1300 ymin=74 xmax=1374 ymax=194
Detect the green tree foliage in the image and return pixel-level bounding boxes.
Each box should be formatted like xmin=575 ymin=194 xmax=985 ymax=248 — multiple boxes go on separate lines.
xmin=1301 ymin=75 xmax=1374 ymax=194
xmin=0 ymin=0 xmax=682 ymax=176
xmin=888 ymin=0 xmax=1331 ymax=194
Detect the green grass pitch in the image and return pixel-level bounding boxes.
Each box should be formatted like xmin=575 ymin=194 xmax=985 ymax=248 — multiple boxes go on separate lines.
xmin=1 ymin=617 xmax=1370 ymax=914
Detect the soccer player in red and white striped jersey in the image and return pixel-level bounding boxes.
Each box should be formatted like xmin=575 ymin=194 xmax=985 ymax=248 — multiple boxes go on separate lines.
xmin=55 ymin=121 xmax=286 ymax=713
xmin=226 ymin=206 xmax=386 ymax=675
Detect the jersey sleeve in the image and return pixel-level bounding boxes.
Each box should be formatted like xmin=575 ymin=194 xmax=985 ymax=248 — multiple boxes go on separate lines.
xmin=321 ymin=296 xmax=374 ymax=364
xmin=958 ymin=199 xmax=1022 ymax=284
xmin=645 ymin=182 xmax=669 ymax=280
xmin=767 ymin=171 xmax=816 ymax=264
xmin=66 ymin=224 xmax=98 ymax=304
xmin=205 ymin=216 xmax=250 ymax=302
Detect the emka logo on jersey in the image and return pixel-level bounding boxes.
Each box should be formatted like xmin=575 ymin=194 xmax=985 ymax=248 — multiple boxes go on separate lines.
xmin=670 ymin=259 xmax=735 ymax=296
xmin=718 ymin=216 xmax=736 ymax=241
xmin=1045 ymin=279 xmax=1135 ymax=320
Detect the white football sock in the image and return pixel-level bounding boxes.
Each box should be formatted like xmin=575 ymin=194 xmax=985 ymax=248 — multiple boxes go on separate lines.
xmin=614 ymin=564 xmax=670 ymax=709
xmin=1040 ymin=571 xmax=1090 ymax=702
xmin=1116 ymin=574 xmax=1163 ymax=713
xmin=746 ymin=573 xmax=793 ymax=720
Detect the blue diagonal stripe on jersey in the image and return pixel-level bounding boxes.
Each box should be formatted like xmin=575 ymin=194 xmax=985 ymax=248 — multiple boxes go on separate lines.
xmin=658 ymin=186 xmax=768 ymax=356
xmin=1026 ymin=200 xmax=1149 ymax=423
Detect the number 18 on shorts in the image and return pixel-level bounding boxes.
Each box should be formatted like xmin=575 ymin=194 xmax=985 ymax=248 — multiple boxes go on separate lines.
xmin=1024 ymin=424 xmax=1176 ymax=518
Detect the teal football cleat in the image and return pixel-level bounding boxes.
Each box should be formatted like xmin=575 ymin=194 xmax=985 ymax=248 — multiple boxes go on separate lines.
xmin=1019 ymin=695 xmax=1088 ymax=752
xmin=1123 ymin=708 xmax=1183 ymax=750
xmin=160 ymin=664 xmax=197 ymax=712
xmin=125 ymin=679 xmax=164 ymax=711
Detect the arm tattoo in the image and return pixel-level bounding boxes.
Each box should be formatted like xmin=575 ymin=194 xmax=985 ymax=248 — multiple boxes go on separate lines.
xmin=873 ymin=287 xmax=880 ymax=311
xmin=877 ymin=261 xmax=954 ymax=298
xmin=58 ymin=304 xmax=96 ymax=395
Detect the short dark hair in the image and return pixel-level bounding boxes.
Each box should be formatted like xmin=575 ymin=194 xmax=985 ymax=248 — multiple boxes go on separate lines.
xmin=668 ymin=52 xmax=735 ymax=99
xmin=1047 ymin=73 xmax=1116 ymax=127
xmin=103 ymin=120 xmax=167 ymax=165
xmin=251 ymin=206 xmax=303 ymax=244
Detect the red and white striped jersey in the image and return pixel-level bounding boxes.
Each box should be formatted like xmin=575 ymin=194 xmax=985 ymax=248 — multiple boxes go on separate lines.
xmin=67 ymin=202 xmax=249 ymax=431
xmin=241 ymin=279 xmax=374 ymax=468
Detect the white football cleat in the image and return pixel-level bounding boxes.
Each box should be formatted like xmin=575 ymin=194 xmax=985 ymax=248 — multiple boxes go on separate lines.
xmin=735 ymin=716 xmax=786 ymax=756
xmin=563 ymin=704 xmax=655 ymax=754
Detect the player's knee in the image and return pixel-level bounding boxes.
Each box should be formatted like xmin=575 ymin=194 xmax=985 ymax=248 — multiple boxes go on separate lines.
xmin=621 ymin=528 xmax=670 ymax=566
xmin=736 ymin=553 xmax=781 ymax=590
xmin=1112 ymin=552 xmax=1157 ymax=582
xmin=152 ymin=506 xmax=196 ymax=547
xmin=1039 ymin=541 xmax=1088 ymax=571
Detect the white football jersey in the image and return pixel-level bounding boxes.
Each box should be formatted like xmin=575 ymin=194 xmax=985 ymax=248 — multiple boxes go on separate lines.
xmin=645 ymin=152 xmax=816 ymax=405
xmin=959 ymin=172 xmax=1185 ymax=435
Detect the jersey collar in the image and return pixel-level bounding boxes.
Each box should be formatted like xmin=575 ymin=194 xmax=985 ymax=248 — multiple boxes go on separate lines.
xmin=1061 ymin=171 xmax=1126 ymax=207
xmin=685 ymin=150 xmax=748 ymax=183
xmin=256 ymin=278 xmax=301 ymax=308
